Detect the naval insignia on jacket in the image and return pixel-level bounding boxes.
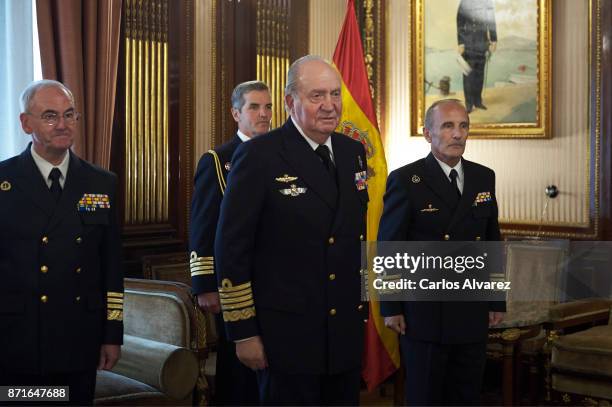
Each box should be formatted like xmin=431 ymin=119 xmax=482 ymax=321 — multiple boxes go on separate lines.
xmin=279 ymin=184 xmax=307 ymax=197
xmin=420 ymin=204 xmax=439 ymax=213
xmin=473 ymin=191 xmax=492 ymax=206
xmin=355 ymin=170 xmax=367 ymax=191
xmin=78 ymin=193 xmax=111 ymax=212
xmin=275 ymin=174 xmax=298 ymax=183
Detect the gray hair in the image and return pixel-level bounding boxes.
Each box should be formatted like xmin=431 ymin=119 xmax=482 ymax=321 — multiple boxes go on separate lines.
xmin=284 ymin=55 xmax=331 ymax=98
xmin=19 ymin=79 xmax=75 ymax=113
xmin=231 ymin=80 xmax=270 ymax=111
xmin=424 ymin=98 xmax=466 ymax=130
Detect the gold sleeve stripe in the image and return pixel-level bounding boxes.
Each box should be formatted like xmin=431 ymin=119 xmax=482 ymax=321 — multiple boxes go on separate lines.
xmin=219 ymin=279 xmax=252 ymax=293
xmin=107 ymin=303 xmax=124 ymax=310
xmin=208 ymin=150 xmax=227 ymax=194
xmin=190 ymin=263 xmax=214 ymax=269
xmin=190 ymin=258 xmax=214 ymax=265
xmin=223 ymin=307 xmax=256 ymax=322
xmin=219 ymin=293 xmax=253 ymax=304
xmin=108 ymin=310 xmax=123 ymax=321
xmin=107 ymin=298 xmax=124 ymax=304
xmin=190 ymin=255 xmax=213 ymax=262
xmin=190 ymin=265 xmax=214 ymax=273
xmin=191 ymin=270 xmax=215 ymax=277
xmin=222 ymin=300 xmax=255 ymax=311
xmin=219 ymin=287 xmax=251 ymax=299
xmin=107 ymin=292 xmax=124 ymax=298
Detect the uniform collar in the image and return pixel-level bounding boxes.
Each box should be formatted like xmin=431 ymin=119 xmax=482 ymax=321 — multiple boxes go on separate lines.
xmin=290 ymin=117 xmax=334 ymax=162
xmin=433 ymin=155 xmax=463 ymax=182
xmin=30 ymin=147 xmax=70 ymax=187
xmin=237 ymin=130 xmax=251 ymax=143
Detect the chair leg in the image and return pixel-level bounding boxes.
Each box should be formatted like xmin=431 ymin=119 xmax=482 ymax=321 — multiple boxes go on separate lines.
xmin=502 ymin=342 xmax=515 ymax=406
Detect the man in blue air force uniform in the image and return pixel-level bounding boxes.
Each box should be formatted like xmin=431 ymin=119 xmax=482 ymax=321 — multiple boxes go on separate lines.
xmin=0 ymin=80 xmax=123 ymax=405
xmin=214 ymin=56 xmax=368 ymax=405
xmin=189 ymin=80 xmax=272 ymax=405
xmin=379 ymin=99 xmax=505 ymax=405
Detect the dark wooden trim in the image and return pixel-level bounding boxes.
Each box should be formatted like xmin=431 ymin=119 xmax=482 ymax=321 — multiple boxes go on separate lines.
xmin=599 ymin=0 xmax=612 ymax=239
xmin=289 ymin=0 xmax=309 ymax=61
xmin=214 ymin=0 xmax=236 ymax=146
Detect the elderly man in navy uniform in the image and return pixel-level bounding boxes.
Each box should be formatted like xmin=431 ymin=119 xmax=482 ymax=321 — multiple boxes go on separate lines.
xmin=457 ymin=0 xmax=497 ymax=113
xmin=379 ymin=99 xmax=504 ymax=405
xmin=0 ymin=80 xmax=123 ymax=405
xmin=189 ymin=80 xmax=272 ymax=405
xmin=214 ymin=55 xmax=368 ymax=405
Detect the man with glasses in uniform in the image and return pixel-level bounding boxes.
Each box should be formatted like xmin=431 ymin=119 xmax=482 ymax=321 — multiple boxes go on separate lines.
xmin=0 ymin=80 xmax=123 ymax=405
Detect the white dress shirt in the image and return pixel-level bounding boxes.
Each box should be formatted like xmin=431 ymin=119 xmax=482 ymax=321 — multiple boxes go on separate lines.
xmin=291 ymin=117 xmax=335 ymax=164
xmin=433 ymin=155 xmax=464 ymax=194
xmin=31 ymin=147 xmax=70 ymax=189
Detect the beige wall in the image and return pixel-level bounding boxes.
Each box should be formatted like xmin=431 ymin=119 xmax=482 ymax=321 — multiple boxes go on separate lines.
xmin=308 ymin=0 xmax=346 ymax=59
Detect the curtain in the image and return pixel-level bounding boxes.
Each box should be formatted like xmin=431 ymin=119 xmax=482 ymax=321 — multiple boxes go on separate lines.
xmin=36 ymin=0 xmax=122 ymax=169
xmin=0 ymin=0 xmax=35 ymax=160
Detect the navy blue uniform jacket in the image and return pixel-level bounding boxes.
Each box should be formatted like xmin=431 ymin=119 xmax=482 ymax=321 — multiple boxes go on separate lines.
xmin=379 ymin=153 xmax=504 ymax=344
xmin=215 ymin=119 xmax=368 ymax=375
xmin=0 ymin=146 xmax=123 ymax=374
xmin=189 ymin=136 xmax=241 ymax=293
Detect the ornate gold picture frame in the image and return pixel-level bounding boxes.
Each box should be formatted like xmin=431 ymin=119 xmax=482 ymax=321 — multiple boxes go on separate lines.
xmin=411 ymin=0 xmax=552 ymax=138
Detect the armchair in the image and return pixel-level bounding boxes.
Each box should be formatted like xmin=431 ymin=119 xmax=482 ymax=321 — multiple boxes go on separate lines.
xmin=549 ymin=300 xmax=612 ymax=405
xmin=94 ymin=278 xmax=204 ymax=405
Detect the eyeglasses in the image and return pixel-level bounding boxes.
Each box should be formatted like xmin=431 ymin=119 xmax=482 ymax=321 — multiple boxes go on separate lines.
xmin=27 ymin=110 xmax=81 ymax=126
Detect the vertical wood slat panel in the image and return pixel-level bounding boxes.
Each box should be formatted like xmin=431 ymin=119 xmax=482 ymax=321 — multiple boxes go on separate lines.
xmin=256 ymin=0 xmax=289 ymax=129
xmin=124 ymin=0 xmax=170 ymax=225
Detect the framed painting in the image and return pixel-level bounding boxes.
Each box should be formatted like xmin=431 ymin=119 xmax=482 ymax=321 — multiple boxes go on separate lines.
xmin=411 ymin=0 xmax=552 ymax=138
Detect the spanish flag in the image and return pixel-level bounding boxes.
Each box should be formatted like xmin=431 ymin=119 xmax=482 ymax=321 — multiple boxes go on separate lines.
xmin=333 ymin=0 xmax=400 ymax=392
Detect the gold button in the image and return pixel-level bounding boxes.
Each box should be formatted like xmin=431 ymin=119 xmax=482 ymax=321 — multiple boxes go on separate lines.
xmin=42 ymin=236 xmax=49 ymax=244
xmin=40 ymin=295 xmax=48 ymax=303
xmin=359 ymin=235 xmax=364 ymax=241
xmin=329 ymin=274 xmax=336 ymax=281
xmin=76 ymin=236 xmax=83 ymax=244
xmin=475 ymin=236 xmax=481 ymax=241
xmin=40 ymin=265 xmax=48 ymax=274
xmin=329 ymin=308 xmax=337 ymax=316
xmin=444 ymin=234 xmax=450 ymax=241
xmin=358 ymin=304 xmax=364 ymax=310
xmin=76 ymin=296 xmax=81 ymax=302
xmin=328 ymin=237 xmax=335 ymax=245
xmin=76 ymin=267 xmax=82 ymax=274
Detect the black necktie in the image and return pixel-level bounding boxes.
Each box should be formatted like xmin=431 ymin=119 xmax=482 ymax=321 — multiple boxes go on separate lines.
xmin=449 ymin=169 xmax=461 ymax=198
xmin=49 ymin=168 xmax=62 ymax=202
xmin=315 ymin=144 xmax=336 ymax=180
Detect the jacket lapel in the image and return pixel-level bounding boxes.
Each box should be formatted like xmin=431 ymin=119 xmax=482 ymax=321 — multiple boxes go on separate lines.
xmin=448 ymin=159 xmax=478 ymax=231
xmin=329 ymin=134 xmax=355 ymax=231
xmin=47 ymin=152 xmax=88 ymax=231
xmin=278 ymin=120 xmax=338 ymax=210
xmin=14 ymin=146 xmax=55 ymax=217
xmin=423 ymin=153 xmax=459 ymax=210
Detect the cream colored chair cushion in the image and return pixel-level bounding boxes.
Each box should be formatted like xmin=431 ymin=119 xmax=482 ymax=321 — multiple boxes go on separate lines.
xmin=552 ymin=325 xmax=612 ymax=379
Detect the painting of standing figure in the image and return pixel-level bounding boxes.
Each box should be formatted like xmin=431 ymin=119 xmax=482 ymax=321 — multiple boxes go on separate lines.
xmin=412 ymin=0 xmax=551 ymax=138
